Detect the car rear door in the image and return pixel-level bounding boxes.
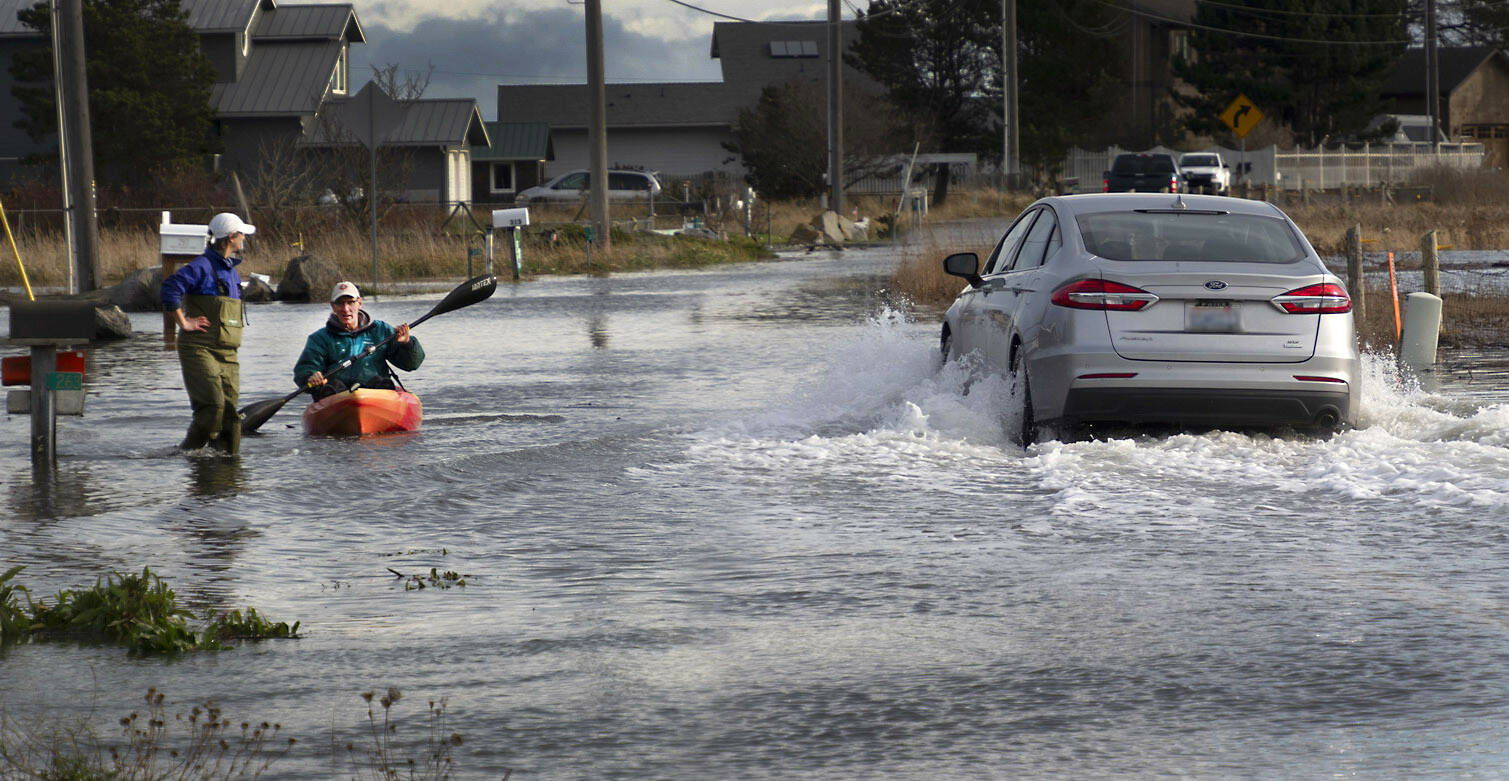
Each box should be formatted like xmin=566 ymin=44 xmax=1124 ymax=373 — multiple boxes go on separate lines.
xmin=951 ymin=211 xmax=1038 ymax=361
xmin=1102 ymin=265 xmax=1323 ymax=362
xmin=985 ymin=207 xmax=1059 ymax=371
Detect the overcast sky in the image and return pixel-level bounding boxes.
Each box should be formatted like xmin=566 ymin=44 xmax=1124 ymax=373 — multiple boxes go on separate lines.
xmin=284 ymin=0 xmax=841 ymax=118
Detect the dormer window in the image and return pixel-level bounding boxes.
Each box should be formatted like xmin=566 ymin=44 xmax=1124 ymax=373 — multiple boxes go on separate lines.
xmin=769 ymin=41 xmax=818 ymax=58
xmin=330 ymin=44 xmax=348 ymax=95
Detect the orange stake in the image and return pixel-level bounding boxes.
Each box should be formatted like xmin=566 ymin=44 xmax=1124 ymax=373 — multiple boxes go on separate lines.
xmin=1386 ymin=251 xmax=1401 ymax=342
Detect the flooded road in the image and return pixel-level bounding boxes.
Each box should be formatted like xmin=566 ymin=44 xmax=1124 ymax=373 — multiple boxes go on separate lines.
xmin=2 ymin=244 xmax=1509 ymax=778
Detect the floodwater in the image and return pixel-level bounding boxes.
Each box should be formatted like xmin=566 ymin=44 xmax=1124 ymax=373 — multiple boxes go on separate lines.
xmin=2 ymin=241 xmax=1508 ymax=779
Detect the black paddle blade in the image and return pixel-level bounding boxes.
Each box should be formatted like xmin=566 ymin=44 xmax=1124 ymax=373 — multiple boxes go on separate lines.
xmin=239 ymin=388 xmax=303 ymax=434
xmin=412 ymin=274 xmax=497 ymax=328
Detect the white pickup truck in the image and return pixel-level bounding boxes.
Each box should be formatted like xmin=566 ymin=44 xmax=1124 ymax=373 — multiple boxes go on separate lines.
xmin=1178 ymin=152 xmax=1231 ymax=195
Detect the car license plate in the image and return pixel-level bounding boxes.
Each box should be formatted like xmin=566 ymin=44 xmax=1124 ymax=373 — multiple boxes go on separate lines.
xmin=1188 ymin=300 xmax=1239 ymax=332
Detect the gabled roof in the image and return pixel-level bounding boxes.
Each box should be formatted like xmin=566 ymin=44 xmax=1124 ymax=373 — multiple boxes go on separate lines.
xmin=498 ymin=82 xmax=740 ymax=128
xmin=254 ymin=3 xmax=364 ymax=43
xmin=182 ymin=0 xmax=270 ymax=34
xmin=709 ymin=20 xmax=878 ymax=102
xmin=307 ymin=96 xmax=490 ymax=148
xmin=474 ymin=122 xmax=553 ymax=161
xmin=211 ymin=40 xmax=341 ymax=116
xmin=1381 ymin=47 xmax=1509 ymax=98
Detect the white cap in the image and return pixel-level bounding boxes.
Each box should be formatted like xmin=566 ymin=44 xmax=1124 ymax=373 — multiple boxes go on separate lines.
xmin=330 ymin=281 xmax=362 ymax=302
xmin=208 ymin=212 xmax=256 ymax=240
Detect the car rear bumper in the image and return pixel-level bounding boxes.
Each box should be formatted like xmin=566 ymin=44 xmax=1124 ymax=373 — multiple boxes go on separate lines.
xmin=1061 ymin=386 xmax=1351 ymax=429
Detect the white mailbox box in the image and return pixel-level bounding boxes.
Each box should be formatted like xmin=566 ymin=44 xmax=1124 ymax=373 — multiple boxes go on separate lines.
xmin=159 ymin=222 xmax=208 ymax=255
xmin=492 ymin=208 xmax=530 ymax=229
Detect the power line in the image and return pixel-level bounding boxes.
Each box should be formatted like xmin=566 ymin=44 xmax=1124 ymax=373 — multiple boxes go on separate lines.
xmin=1104 ymin=0 xmax=1412 ymax=45
xmin=1192 ymin=0 xmax=1418 ymax=20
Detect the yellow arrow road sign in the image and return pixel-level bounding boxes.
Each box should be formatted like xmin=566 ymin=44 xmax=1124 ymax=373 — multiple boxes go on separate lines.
xmin=1221 ymin=94 xmax=1264 ymax=138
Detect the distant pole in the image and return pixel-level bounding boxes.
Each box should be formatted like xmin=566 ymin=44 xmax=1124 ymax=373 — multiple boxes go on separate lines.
xmin=1002 ymin=0 xmax=1018 ymax=187
xmin=58 ymin=0 xmax=98 ymax=293
xmin=47 ymin=0 xmax=74 ymax=292
xmin=1346 ymin=225 xmax=1366 ymax=328
xmin=827 ymin=0 xmax=844 ymax=215
xmin=1425 ymin=0 xmax=1439 ymax=153
xmin=1420 ymin=229 xmax=1440 ymax=297
xmin=369 ymin=113 xmax=378 ymax=294
xmin=585 ymin=0 xmax=610 ymax=250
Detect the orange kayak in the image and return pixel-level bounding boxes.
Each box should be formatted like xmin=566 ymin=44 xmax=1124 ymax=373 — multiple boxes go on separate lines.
xmin=302 ymin=389 xmax=422 ymax=436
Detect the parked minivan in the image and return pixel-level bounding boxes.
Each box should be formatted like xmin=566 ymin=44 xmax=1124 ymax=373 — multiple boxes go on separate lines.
xmin=516 ymin=169 xmax=662 ymax=203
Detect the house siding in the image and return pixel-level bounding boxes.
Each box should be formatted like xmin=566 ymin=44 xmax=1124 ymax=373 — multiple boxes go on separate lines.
xmin=0 ymin=38 xmax=48 ymax=167
xmin=547 ymin=126 xmax=740 ymax=180
xmin=1450 ymin=57 xmax=1509 ymax=166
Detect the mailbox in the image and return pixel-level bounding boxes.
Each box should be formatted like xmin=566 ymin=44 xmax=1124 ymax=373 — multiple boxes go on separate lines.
xmin=160 ymin=221 xmax=209 ymax=255
xmin=9 ymin=300 xmax=97 ymax=341
xmin=492 ymin=207 xmax=530 ymax=229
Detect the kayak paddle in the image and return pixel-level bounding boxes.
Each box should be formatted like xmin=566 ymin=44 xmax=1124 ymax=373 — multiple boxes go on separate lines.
xmin=238 ymin=274 xmax=498 ymax=434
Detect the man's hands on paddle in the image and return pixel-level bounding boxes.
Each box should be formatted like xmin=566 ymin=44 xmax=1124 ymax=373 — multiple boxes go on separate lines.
xmin=396 ymin=323 xmax=411 ymax=343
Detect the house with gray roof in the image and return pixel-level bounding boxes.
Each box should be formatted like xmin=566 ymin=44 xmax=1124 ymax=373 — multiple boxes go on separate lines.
xmin=306 ymin=92 xmax=490 ymax=206
xmin=0 ymin=0 xmax=363 ymax=183
xmin=496 ymin=20 xmax=873 ymax=183
xmin=470 ymin=121 xmax=553 ymax=204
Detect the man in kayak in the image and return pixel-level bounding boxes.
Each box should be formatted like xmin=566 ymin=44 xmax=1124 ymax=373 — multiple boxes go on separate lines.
xmin=162 ymin=212 xmax=254 ymax=454
xmin=294 ymin=281 xmax=425 ymax=399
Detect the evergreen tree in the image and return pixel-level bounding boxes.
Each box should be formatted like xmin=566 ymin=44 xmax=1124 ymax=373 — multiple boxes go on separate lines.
xmin=1173 ymin=0 xmax=1409 ymax=147
xmin=10 ymin=0 xmax=220 ymax=187
xmin=849 ymin=0 xmax=1123 ymax=189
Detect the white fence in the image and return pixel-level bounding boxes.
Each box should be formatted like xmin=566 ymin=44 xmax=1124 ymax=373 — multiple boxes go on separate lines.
xmin=1061 ymin=143 xmax=1487 ymax=192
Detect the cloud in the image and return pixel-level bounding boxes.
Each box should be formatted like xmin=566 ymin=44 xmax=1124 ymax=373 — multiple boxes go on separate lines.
xmin=347 ymin=6 xmax=732 ymax=117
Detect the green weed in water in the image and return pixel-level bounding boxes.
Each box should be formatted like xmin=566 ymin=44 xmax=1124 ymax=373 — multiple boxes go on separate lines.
xmin=0 ymin=565 xmax=32 ymax=645
xmin=385 ymin=567 xmax=468 ymax=591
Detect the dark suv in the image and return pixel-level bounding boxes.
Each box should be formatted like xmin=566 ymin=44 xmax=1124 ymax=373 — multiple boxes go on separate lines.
xmin=1102 ymin=153 xmax=1184 ymax=193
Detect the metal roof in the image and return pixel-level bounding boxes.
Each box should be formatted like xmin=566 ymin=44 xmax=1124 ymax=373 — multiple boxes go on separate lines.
xmin=1381 ymin=47 xmax=1509 ymax=98
xmin=254 ymin=3 xmax=363 ymax=43
xmin=497 ymin=82 xmax=739 ymax=128
xmin=181 ymin=0 xmax=266 ymax=34
xmin=473 ymin=122 xmax=552 ymax=161
xmin=307 ymin=96 xmax=489 ymax=148
xmin=211 ymin=40 xmax=341 ymax=116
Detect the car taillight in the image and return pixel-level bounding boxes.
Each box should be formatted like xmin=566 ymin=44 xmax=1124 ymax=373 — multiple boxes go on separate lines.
xmin=1051 ymin=279 xmax=1159 ymax=311
xmin=1271 ymin=283 xmax=1351 ymax=314
xmin=1170 ymin=175 xmax=1178 ymax=191
xmin=1102 ymin=178 xmax=1109 ymax=192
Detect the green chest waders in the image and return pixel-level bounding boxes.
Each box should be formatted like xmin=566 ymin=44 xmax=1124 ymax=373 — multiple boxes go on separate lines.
xmin=177 ymin=294 xmax=244 ymax=453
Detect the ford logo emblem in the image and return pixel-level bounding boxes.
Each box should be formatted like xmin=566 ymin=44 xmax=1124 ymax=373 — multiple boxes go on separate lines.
xmin=1204 ymin=280 xmax=1228 ymax=290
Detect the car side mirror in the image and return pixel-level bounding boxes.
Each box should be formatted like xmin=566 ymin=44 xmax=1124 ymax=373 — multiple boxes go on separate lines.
xmin=943 ymin=252 xmax=984 ymax=288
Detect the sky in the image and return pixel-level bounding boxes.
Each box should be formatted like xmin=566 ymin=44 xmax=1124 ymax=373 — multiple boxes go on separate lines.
xmin=284 ymin=0 xmax=839 ymax=119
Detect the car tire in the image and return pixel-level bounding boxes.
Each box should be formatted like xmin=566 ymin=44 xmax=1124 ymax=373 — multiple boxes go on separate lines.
xmin=940 ymin=328 xmax=952 ymax=367
xmin=1010 ymin=347 xmax=1037 ymax=447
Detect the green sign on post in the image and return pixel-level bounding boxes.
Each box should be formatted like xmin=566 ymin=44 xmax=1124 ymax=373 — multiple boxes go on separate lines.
xmin=45 ymin=371 xmax=82 ymax=391
xmin=583 ymin=226 xmax=597 ymax=243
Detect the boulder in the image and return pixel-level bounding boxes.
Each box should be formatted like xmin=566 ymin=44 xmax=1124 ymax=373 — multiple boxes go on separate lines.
xmin=242 ymin=274 xmax=275 ymax=302
xmin=788 ymin=222 xmax=821 ymax=245
xmin=99 ymin=266 xmax=163 ymax=312
xmin=93 ymin=305 xmax=132 ymax=340
xmin=275 ymin=255 xmax=341 ymax=302
xmin=816 ymin=210 xmax=846 ymax=244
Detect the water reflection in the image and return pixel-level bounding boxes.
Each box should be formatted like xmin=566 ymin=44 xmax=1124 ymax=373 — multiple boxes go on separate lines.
xmin=188 ymin=455 xmax=245 ymax=498
xmin=5 ymin=463 xmax=103 ymax=520
xmin=587 ymin=313 xmax=610 ymax=348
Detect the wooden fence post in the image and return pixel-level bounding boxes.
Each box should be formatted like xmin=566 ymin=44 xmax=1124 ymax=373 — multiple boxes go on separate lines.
xmin=1420 ymin=229 xmax=1440 ymax=297
xmin=1346 ymin=224 xmax=1366 ymax=327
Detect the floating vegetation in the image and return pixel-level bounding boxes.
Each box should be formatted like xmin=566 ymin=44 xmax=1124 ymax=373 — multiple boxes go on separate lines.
xmin=386 ymin=567 xmax=468 ymax=591
xmin=379 ymin=548 xmax=450 ymax=558
xmin=0 ymin=687 xmax=294 ymax=779
xmin=0 ymin=566 xmax=299 ymax=656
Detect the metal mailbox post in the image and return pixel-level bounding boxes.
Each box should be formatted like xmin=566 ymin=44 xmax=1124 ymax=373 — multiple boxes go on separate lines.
xmin=492 ymin=208 xmax=529 ymax=281
xmin=5 ymin=300 xmax=94 ymax=466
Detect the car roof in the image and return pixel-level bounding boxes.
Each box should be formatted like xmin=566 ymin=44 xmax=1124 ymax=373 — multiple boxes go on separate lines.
xmin=1037 ymin=193 xmax=1289 ymax=220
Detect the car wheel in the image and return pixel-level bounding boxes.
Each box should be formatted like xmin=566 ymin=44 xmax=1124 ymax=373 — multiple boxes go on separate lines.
xmin=939 ymin=327 xmax=952 ymax=367
xmin=1010 ymin=346 xmax=1037 ymax=447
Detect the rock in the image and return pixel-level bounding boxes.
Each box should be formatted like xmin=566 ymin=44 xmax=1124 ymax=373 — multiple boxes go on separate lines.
xmin=242 ymin=275 xmax=275 ymax=302
xmin=275 ymin=255 xmax=341 ymax=302
xmin=788 ymin=222 xmax=821 ymax=245
xmin=816 ymin=210 xmax=846 ymax=244
xmin=93 ymin=305 xmax=131 ymax=340
xmin=99 ymin=266 xmax=163 ymax=312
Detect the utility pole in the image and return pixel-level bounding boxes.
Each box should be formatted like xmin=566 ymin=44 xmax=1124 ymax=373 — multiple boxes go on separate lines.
xmin=827 ymin=0 xmax=843 ymax=216
xmin=584 ymin=0 xmax=610 ymax=250
xmin=1002 ymin=0 xmax=1018 ymax=188
xmin=58 ymin=0 xmax=98 ymax=292
xmin=1425 ymin=0 xmax=1439 ymax=153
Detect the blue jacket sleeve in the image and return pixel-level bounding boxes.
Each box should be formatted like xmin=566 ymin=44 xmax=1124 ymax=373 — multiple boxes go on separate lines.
xmin=160 ymin=259 xmax=205 ymax=311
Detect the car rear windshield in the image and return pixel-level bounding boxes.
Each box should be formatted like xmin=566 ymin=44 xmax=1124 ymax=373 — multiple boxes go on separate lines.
xmin=1182 ymin=154 xmax=1218 ymax=167
xmin=1076 ymin=210 xmax=1307 ymax=263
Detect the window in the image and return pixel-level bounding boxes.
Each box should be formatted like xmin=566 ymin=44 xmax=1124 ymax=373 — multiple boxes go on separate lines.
xmin=553 ymin=172 xmax=588 ymax=190
xmin=329 ymin=45 xmax=348 ymax=95
xmin=490 ymin=162 xmax=515 ymax=194
xmin=1170 ymin=30 xmax=1192 ymax=64
xmin=608 ymin=172 xmax=649 ymax=190
xmin=769 ymin=40 xmax=819 ymax=58
xmin=984 ymin=209 xmax=1039 ymax=275
xmin=1076 ymin=211 xmax=1305 ymax=263
xmin=1012 ymin=209 xmax=1057 ymax=271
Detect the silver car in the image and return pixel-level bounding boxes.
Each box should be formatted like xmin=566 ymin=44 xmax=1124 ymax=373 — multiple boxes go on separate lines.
xmin=941 ymin=193 xmax=1360 ymax=443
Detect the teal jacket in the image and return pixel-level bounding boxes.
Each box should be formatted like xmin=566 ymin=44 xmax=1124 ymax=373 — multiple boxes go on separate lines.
xmin=293 ymin=311 xmax=424 ymax=389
